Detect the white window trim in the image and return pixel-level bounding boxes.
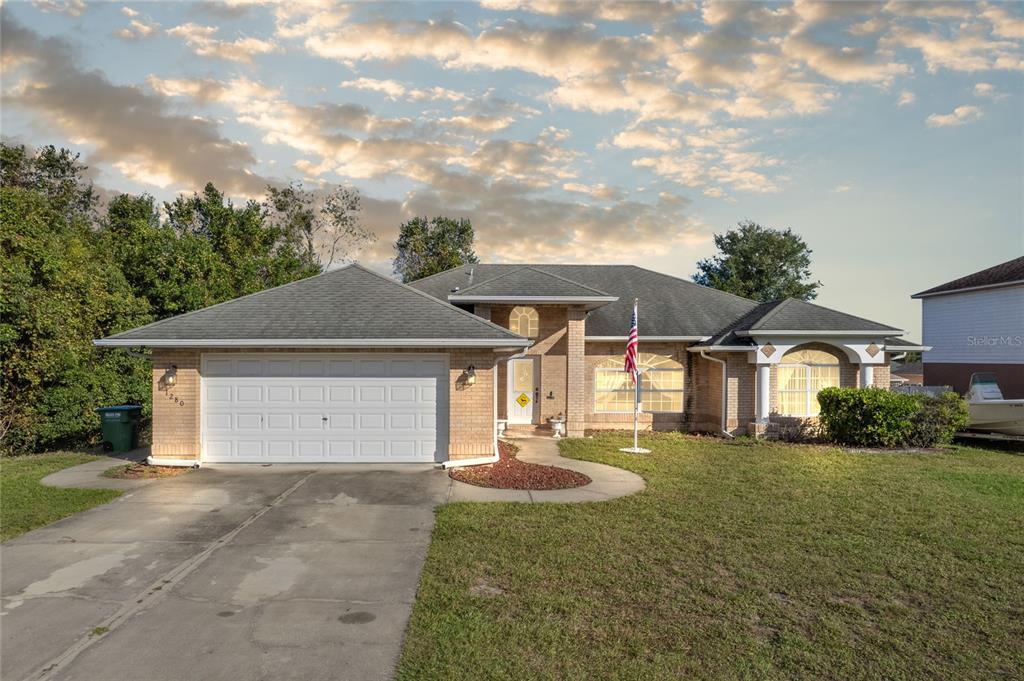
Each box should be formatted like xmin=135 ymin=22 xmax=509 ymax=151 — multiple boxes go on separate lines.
xmin=593 ymin=367 xmax=685 ymax=414
xmin=776 ymin=361 xmax=840 ymax=417
xmin=509 ymin=306 xmax=539 ymax=338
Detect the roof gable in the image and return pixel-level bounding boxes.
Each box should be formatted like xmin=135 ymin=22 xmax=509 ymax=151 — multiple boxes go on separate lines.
xmin=96 ymin=264 xmax=529 ymax=347
xmin=747 ymin=298 xmax=902 ymax=333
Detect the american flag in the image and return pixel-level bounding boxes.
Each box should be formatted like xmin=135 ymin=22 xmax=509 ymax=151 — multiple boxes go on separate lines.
xmin=624 ymin=300 xmax=639 ymax=383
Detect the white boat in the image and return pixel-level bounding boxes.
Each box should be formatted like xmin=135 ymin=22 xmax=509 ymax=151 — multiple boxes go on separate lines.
xmin=965 ymin=373 xmax=1024 ymax=437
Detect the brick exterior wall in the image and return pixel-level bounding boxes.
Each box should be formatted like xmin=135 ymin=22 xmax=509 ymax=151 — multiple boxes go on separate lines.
xmin=447 ymin=348 xmax=497 ymax=459
xmin=151 ymin=348 xmax=201 ymax=460
xmin=584 ymin=341 xmax=690 ymax=431
xmin=565 ymin=306 xmax=586 ymax=437
xmin=149 ymin=347 xmax=495 ymax=463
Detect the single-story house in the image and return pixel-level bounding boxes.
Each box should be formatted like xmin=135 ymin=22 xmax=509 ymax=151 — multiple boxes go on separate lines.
xmin=889 ymin=361 xmax=924 ymax=387
xmin=912 ymin=256 xmax=1024 ymax=398
xmin=95 ymin=263 xmax=924 ymax=466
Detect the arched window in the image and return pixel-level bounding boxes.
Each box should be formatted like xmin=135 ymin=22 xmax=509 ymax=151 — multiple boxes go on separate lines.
xmin=595 ymin=353 xmax=684 ymax=413
xmin=777 ymin=348 xmax=840 ymax=417
xmin=509 ymin=306 xmax=539 ymax=337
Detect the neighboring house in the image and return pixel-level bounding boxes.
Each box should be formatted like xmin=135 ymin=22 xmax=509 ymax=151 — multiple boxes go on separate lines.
xmin=911 ymin=256 xmax=1024 ymax=398
xmin=96 ymin=263 xmax=923 ymax=467
xmin=890 ymin=361 xmax=924 ymax=387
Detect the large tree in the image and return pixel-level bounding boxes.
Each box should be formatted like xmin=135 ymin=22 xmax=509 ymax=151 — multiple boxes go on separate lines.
xmin=265 ymin=181 xmax=376 ymax=269
xmin=1 ymin=145 xmax=151 ymax=453
xmin=693 ymin=221 xmax=821 ymax=301
xmin=393 ymin=216 xmax=478 ymax=283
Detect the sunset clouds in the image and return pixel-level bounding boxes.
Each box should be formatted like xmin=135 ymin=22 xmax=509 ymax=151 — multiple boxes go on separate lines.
xmin=1 ymin=0 xmax=1021 ymax=292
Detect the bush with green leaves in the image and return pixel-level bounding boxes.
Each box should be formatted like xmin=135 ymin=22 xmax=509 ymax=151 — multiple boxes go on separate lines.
xmin=817 ymin=387 xmax=968 ymax=449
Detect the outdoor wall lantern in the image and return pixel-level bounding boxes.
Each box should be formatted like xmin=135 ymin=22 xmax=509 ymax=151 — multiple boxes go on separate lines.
xmin=164 ymin=365 xmax=178 ymax=388
xmin=465 ymin=365 xmax=476 ymax=386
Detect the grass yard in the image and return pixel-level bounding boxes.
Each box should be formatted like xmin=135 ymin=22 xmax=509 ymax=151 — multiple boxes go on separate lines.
xmin=398 ymin=432 xmax=1024 ymax=680
xmin=1 ymin=454 xmax=122 ymax=542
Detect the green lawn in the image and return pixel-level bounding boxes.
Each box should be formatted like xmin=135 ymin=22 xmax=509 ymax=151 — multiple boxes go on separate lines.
xmin=1 ymin=454 xmax=122 ymax=542
xmin=399 ymin=433 xmax=1024 ymax=680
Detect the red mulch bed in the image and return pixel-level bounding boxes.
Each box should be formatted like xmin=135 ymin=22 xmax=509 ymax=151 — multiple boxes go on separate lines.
xmin=449 ymin=440 xmax=591 ymax=490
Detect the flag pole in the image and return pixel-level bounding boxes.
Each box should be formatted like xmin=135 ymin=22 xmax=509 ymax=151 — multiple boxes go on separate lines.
xmin=633 ymin=297 xmax=639 ymax=452
xmin=620 ymin=297 xmax=649 ymax=454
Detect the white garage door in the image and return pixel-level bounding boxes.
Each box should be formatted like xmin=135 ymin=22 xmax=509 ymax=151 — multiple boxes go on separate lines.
xmin=201 ymin=353 xmax=448 ymax=463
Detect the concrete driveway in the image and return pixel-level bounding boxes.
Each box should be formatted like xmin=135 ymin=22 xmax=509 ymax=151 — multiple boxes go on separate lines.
xmin=1 ymin=465 xmax=449 ymax=681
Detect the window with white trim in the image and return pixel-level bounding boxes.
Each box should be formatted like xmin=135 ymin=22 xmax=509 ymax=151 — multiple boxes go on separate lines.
xmin=595 ymin=353 xmax=684 ymax=413
xmin=777 ymin=348 xmax=841 ymax=416
xmin=509 ymin=306 xmax=539 ymax=337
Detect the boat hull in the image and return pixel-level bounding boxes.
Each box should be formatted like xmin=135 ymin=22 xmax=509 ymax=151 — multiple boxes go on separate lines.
xmin=967 ymin=400 xmax=1024 ymax=436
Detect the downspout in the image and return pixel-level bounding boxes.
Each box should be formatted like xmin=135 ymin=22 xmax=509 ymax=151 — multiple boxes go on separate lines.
xmin=700 ymin=350 xmax=734 ymax=439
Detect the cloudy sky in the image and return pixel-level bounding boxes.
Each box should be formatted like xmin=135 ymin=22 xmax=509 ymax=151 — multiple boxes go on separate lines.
xmin=3 ymin=0 xmax=1023 ymax=339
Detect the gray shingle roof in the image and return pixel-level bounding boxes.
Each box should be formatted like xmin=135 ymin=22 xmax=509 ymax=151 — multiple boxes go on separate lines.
xmin=413 ymin=264 xmax=905 ymax=342
xmin=412 ymin=264 xmax=761 ymax=338
xmin=912 ymin=256 xmax=1024 ymax=298
xmin=449 ymin=266 xmax=614 ymax=299
xmin=96 ymin=264 xmax=529 ymax=346
xmin=746 ymin=298 xmax=902 ymax=333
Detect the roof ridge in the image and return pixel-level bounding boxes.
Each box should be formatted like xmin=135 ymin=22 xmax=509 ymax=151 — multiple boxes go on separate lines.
xmin=350 ymin=263 xmax=526 ymax=339
xmin=405 ymin=263 xmax=472 ymax=286
xmin=623 ymin=265 xmax=762 ymax=306
xmin=747 ymin=298 xmax=790 ymax=329
xmin=519 ymin=266 xmax=614 ymax=296
xmin=455 ymin=265 xmax=612 ymax=297
xmin=102 ymin=264 xmax=353 ymax=340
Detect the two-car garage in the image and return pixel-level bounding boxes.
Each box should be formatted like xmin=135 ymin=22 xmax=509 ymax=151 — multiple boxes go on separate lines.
xmin=202 ymin=353 xmax=448 ymax=463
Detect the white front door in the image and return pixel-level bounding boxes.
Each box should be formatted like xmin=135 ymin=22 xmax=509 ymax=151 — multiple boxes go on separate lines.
xmin=201 ymin=353 xmax=448 ymax=463
xmin=507 ymin=358 xmax=536 ymax=424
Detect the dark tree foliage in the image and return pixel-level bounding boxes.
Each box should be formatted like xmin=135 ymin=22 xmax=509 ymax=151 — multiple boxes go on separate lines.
xmin=693 ymin=221 xmax=821 ymax=302
xmin=1 ymin=147 xmax=149 ymax=453
xmin=393 ymin=216 xmax=479 ymax=283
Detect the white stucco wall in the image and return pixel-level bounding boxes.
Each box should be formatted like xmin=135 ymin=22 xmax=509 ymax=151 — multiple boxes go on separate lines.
xmin=921 ymin=284 xmax=1024 ymax=364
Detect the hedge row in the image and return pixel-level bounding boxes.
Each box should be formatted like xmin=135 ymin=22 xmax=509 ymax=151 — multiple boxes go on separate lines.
xmin=816 ymin=387 xmax=968 ymax=448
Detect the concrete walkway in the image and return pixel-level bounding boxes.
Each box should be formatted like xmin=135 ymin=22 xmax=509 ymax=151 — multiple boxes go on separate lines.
xmin=40 ymin=448 xmax=156 ymax=491
xmin=446 ymin=435 xmax=646 ymax=503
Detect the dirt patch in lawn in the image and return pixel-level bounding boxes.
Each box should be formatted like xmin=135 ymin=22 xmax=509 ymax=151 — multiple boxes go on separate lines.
xmin=449 ymin=441 xmax=590 ymax=490
xmin=103 ymin=462 xmax=191 ymax=479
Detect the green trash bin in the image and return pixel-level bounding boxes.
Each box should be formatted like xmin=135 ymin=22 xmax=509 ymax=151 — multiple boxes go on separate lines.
xmin=95 ymin=405 xmax=143 ymax=452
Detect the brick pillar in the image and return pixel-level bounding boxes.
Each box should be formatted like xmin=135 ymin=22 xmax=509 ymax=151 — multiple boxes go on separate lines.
xmin=565 ymin=305 xmax=586 ymax=437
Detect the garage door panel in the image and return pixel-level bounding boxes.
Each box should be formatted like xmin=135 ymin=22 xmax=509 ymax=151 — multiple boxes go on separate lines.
xmin=358 ymin=413 xmax=387 ymax=429
xmin=327 ymin=360 xmax=356 ymax=377
xmin=298 ymin=386 xmax=324 ymax=403
xmin=266 ymin=413 xmax=293 ymax=430
xmin=297 ymin=414 xmax=325 ymax=430
xmin=236 ymin=413 xmax=262 ymax=430
xmin=266 ymin=386 xmax=293 ymax=402
xmin=202 ymin=353 xmax=448 ymax=463
xmin=267 ymin=441 xmax=294 ymax=457
xmin=328 ymin=386 xmax=355 ymax=403
xmin=297 ymin=359 xmax=324 ymax=376
xmin=266 ymin=360 xmax=294 ymax=377
xmin=327 ymin=413 xmax=355 ymax=430
xmin=389 ymin=413 xmax=417 ymax=430
xmin=236 ymin=385 xmax=263 ymax=402
xmin=237 ymin=440 xmax=263 ymax=458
